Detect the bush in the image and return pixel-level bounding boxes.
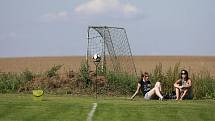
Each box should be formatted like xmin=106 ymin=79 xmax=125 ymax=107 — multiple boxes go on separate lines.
xmin=21 ymin=69 xmax=34 ymax=82
xmin=106 ymin=71 xmax=137 ymax=95
xmin=46 ymin=65 xmax=63 ymax=77
xmin=79 ymin=61 xmax=90 ymax=86
xmin=0 ymin=70 xmax=34 ymax=93
xmin=192 ymin=71 xmax=215 ymax=99
xmin=0 ymin=73 xmax=19 ymax=93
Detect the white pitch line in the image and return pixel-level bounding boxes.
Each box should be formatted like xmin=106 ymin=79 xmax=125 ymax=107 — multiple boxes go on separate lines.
xmin=87 ymin=103 xmax=97 ymax=121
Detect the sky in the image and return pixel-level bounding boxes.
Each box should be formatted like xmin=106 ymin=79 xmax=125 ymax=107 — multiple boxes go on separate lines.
xmin=0 ymin=0 xmax=215 ymax=57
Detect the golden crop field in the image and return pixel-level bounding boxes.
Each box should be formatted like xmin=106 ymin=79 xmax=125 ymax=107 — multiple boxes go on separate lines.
xmin=0 ymin=56 xmax=215 ymax=76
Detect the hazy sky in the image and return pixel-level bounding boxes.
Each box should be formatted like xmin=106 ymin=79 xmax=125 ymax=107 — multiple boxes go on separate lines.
xmin=0 ymin=0 xmax=215 ymax=57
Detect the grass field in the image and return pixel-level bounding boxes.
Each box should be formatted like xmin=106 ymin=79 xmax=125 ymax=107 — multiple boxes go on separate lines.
xmin=0 ymin=94 xmax=214 ymax=121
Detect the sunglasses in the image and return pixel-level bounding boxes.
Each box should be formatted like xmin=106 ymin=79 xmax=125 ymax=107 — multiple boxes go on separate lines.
xmin=181 ymin=73 xmax=186 ymax=75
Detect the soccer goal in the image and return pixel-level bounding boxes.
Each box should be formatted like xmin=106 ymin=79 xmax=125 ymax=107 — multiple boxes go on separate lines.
xmin=87 ymin=26 xmax=137 ymax=76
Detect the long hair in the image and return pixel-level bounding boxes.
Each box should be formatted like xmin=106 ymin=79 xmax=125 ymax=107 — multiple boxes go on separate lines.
xmin=180 ymin=69 xmax=189 ymax=81
xmin=139 ymin=72 xmax=149 ymax=81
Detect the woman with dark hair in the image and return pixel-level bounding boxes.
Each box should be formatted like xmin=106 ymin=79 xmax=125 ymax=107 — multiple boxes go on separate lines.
xmin=174 ymin=70 xmax=192 ymax=100
xmin=130 ymin=72 xmax=163 ymax=100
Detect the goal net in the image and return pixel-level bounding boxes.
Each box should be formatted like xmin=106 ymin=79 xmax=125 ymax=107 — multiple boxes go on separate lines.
xmin=87 ymin=26 xmax=137 ymax=76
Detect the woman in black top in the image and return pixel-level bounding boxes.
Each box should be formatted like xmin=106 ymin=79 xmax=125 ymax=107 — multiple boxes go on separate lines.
xmin=131 ymin=72 xmax=163 ymax=100
xmin=174 ymin=70 xmax=192 ymax=100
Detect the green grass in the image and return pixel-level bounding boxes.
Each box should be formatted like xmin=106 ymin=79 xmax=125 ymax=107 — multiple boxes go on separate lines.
xmin=0 ymin=94 xmax=94 ymax=121
xmin=0 ymin=94 xmax=214 ymax=121
xmin=95 ymin=98 xmax=215 ymax=121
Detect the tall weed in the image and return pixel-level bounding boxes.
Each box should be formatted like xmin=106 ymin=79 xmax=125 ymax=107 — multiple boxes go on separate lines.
xmin=80 ymin=61 xmax=90 ymax=86
xmin=192 ymin=71 xmax=215 ymax=99
xmin=106 ymin=71 xmax=137 ymax=95
xmin=46 ymin=65 xmax=63 ymax=77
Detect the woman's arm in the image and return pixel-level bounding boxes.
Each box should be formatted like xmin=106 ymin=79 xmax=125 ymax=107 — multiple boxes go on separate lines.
xmin=130 ymin=83 xmax=141 ymax=100
xmin=174 ymin=79 xmax=181 ymax=88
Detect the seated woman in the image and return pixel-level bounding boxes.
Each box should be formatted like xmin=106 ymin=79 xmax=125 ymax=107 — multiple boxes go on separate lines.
xmin=174 ymin=69 xmax=192 ymax=100
xmin=130 ymin=72 xmax=163 ymax=100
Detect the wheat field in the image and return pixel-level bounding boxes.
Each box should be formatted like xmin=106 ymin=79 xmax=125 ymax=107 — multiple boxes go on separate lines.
xmin=0 ymin=56 xmax=215 ymax=76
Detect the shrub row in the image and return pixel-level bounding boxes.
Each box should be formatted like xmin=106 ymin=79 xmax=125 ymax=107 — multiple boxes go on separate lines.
xmin=0 ymin=62 xmax=214 ymax=99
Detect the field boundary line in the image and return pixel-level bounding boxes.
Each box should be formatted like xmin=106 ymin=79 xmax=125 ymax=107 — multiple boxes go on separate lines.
xmin=87 ymin=102 xmax=97 ymax=121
